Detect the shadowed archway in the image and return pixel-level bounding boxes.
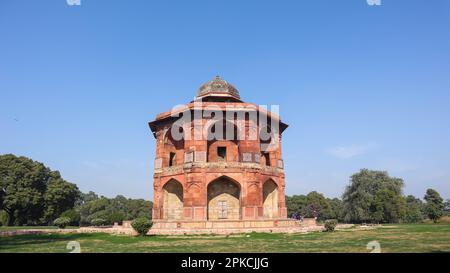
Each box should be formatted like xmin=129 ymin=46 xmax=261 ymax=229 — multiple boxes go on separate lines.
xmin=162 ymin=179 xmax=184 ymax=220
xmin=263 ymin=179 xmax=279 ymax=218
xmin=207 ymin=177 xmax=241 ymax=220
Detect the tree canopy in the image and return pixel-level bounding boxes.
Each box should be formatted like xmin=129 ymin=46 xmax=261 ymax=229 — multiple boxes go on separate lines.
xmin=342 ymin=169 xmax=405 ymax=223
xmin=424 ymin=188 xmax=444 ymax=223
xmin=0 ymin=154 xmax=80 ymax=225
xmin=78 ymin=193 xmax=152 ymax=226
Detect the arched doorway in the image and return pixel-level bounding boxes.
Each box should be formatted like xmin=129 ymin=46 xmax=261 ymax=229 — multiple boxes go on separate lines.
xmin=263 ymin=180 xmax=279 ymax=218
xmin=163 ymin=179 xmax=183 ymax=220
xmin=207 ymin=177 xmax=241 ymax=220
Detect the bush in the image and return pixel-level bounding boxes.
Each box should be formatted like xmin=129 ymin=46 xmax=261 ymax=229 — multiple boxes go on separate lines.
xmin=131 ymin=217 xmax=152 ymax=236
xmin=91 ymin=218 xmax=107 ymax=226
xmin=54 ymin=217 xmax=71 ymax=229
xmin=60 ymin=209 xmax=81 ymax=226
xmin=324 ymin=219 xmax=338 ymax=232
xmin=0 ymin=210 xmax=9 ymax=226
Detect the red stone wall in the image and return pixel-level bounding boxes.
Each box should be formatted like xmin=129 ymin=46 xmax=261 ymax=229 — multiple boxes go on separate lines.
xmin=150 ymin=103 xmax=287 ymax=221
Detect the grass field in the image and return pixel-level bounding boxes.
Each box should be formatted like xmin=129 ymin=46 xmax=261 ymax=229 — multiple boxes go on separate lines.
xmin=0 ymin=223 xmax=449 ymax=253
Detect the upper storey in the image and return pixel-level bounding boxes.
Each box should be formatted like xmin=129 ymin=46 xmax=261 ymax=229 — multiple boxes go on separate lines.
xmin=149 ymin=76 xmax=288 ymax=134
xmin=148 ymin=76 xmax=289 ymax=172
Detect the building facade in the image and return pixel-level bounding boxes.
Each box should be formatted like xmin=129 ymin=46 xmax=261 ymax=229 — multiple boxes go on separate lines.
xmin=148 ymin=76 xmax=296 ymax=234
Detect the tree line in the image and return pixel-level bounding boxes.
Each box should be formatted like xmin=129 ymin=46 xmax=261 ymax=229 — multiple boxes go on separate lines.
xmin=0 ymin=154 xmax=152 ymax=226
xmin=1 ymin=154 xmax=448 ymax=226
xmin=286 ymin=169 xmax=449 ymax=224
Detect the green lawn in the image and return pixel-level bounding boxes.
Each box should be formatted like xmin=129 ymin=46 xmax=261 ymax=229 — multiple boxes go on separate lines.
xmin=0 ymin=223 xmax=449 ymax=253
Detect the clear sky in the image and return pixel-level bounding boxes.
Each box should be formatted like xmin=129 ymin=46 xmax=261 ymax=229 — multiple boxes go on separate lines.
xmin=1 ymin=0 xmax=449 ymax=201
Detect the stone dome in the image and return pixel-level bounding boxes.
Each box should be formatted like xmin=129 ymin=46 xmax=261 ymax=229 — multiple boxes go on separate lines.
xmin=197 ymin=76 xmax=240 ymax=99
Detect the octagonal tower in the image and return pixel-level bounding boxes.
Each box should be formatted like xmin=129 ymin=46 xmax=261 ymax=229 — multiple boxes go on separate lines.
xmin=148 ymin=76 xmax=299 ymax=234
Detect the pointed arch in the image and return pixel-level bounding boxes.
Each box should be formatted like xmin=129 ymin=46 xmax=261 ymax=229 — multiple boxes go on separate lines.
xmin=162 ymin=179 xmax=184 ymax=220
xmin=263 ymin=179 xmax=279 ymax=218
xmin=207 ymin=176 xmax=241 ymax=220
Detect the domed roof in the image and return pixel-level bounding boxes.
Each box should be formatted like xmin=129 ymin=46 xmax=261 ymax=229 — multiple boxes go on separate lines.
xmin=196 ymin=76 xmax=240 ymax=99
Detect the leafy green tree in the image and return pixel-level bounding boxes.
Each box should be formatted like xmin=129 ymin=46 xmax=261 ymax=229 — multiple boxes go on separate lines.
xmin=444 ymin=199 xmax=450 ymax=217
xmin=75 ymin=191 xmax=99 ymax=206
xmin=342 ymin=169 xmax=404 ymax=223
xmin=370 ymin=188 xmax=406 ymax=223
xmin=424 ymin=188 xmax=444 ymax=223
xmin=42 ymin=175 xmax=80 ymax=224
xmin=286 ymin=193 xmax=337 ymax=221
xmin=404 ymin=195 xmax=424 ymax=223
xmin=123 ymin=198 xmax=152 ymax=220
xmin=91 ymin=218 xmax=107 ymax=226
xmin=0 ymin=210 xmax=7 ymax=226
xmin=77 ymin=194 xmax=152 ymax=226
xmin=0 ymin=154 xmax=48 ymax=225
xmin=286 ymin=195 xmax=306 ymax=218
xmin=304 ymin=191 xmax=332 ymax=221
xmin=327 ymin=198 xmax=344 ymax=222
xmin=60 ymin=209 xmax=81 ymax=226
xmin=54 ymin=217 xmax=71 ymax=229
xmin=79 ymin=196 xmax=110 ymax=225
xmin=0 ymin=154 xmax=79 ymax=226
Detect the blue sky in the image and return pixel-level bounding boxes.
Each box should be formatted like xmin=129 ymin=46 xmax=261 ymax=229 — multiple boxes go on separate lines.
xmin=1 ymin=0 xmax=449 ymax=200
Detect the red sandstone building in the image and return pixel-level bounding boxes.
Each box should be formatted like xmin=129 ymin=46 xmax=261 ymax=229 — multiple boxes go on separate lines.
xmin=148 ymin=76 xmax=299 ymax=234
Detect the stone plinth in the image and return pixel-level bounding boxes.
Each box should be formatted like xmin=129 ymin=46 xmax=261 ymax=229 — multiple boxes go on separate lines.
xmin=149 ymin=218 xmax=319 ymax=235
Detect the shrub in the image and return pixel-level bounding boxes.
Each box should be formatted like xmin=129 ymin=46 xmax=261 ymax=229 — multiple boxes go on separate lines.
xmin=108 ymin=212 xmax=126 ymax=224
xmin=60 ymin=209 xmax=81 ymax=226
xmin=54 ymin=217 xmax=71 ymax=229
xmin=91 ymin=218 xmax=107 ymax=226
xmin=0 ymin=210 xmax=9 ymax=226
xmin=131 ymin=217 xmax=152 ymax=236
xmin=324 ymin=219 xmax=338 ymax=232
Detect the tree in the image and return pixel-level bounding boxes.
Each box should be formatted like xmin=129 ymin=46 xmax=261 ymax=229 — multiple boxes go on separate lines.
xmin=42 ymin=174 xmax=80 ymax=224
xmin=60 ymin=209 xmax=81 ymax=226
xmin=79 ymin=196 xmax=110 ymax=225
xmin=77 ymin=191 xmax=99 ymax=206
xmin=342 ymin=169 xmax=404 ymax=223
xmin=77 ymin=193 xmax=153 ymax=226
xmin=54 ymin=217 xmax=71 ymax=229
xmin=444 ymin=199 xmax=450 ymax=217
xmin=327 ymin=198 xmax=344 ymax=222
xmin=286 ymin=195 xmax=307 ymax=218
xmin=370 ymin=188 xmax=406 ymax=223
xmin=404 ymin=195 xmax=424 ymax=223
xmin=0 ymin=154 xmax=80 ymax=226
xmin=304 ymin=191 xmax=332 ymax=221
xmin=424 ymin=188 xmax=444 ymax=223
xmin=286 ymin=192 xmax=335 ymax=221
xmin=0 ymin=154 xmax=48 ymax=225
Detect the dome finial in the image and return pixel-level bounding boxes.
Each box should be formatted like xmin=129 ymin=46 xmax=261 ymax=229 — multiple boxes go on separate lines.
xmin=196 ymin=76 xmax=240 ymax=99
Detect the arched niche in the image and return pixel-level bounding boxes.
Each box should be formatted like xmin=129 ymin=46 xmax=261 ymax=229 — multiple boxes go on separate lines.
xmin=162 ymin=179 xmax=184 ymax=220
xmin=263 ymin=179 xmax=279 ymax=218
xmin=207 ymin=176 xmax=241 ymax=220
